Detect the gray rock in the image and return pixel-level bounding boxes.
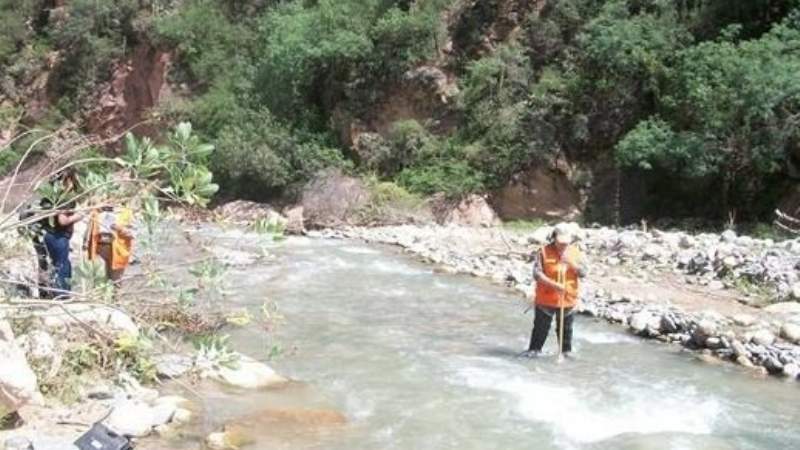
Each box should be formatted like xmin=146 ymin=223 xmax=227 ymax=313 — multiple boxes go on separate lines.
xmin=705 ymin=337 xmax=724 ymax=349
xmin=28 ymin=437 xmax=78 ymax=450
xmin=4 ymin=436 xmax=33 ymax=450
xmin=783 ymin=363 xmax=800 ymax=379
xmin=731 ymin=340 xmax=748 ymax=358
xmin=629 ymin=311 xmax=660 ymax=335
xmin=660 ymin=314 xmax=679 ymax=334
xmin=764 ymin=356 xmax=784 ymax=374
xmin=792 ymin=282 xmax=800 ymax=301
xmin=104 ymin=400 xmax=156 ymax=437
xmin=0 ymin=339 xmax=39 ymax=414
xmin=154 ymin=354 xmax=193 ymax=379
xmin=721 ymin=230 xmax=737 ymax=243
xmin=732 ymin=314 xmax=756 ymax=327
xmin=780 ymin=323 xmax=800 ymax=344
xmin=679 ymin=235 xmax=697 ymax=249
xmin=752 ymin=329 xmax=776 ymax=346
xmin=764 ymin=302 xmax=800 ymax=315
xmin=736 ymin=355 xmax=755 ymax=367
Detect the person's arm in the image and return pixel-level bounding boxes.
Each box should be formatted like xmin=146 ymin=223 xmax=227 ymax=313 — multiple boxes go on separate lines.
xmin=57 ymin=211 xmax=83 ymax=226
xmin=533 ymin=250 xmax=565 ymax=291
xmin=562 ymin=249 xmax=588 ymax=278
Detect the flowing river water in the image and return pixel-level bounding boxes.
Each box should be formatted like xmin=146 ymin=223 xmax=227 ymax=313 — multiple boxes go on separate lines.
xmin=170 ymin=229 xmax=800 ymax=450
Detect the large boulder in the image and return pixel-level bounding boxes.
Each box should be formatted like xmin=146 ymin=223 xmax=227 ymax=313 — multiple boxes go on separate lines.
xmin=18 ymin=330 xmax=62 ymax=381
xmin=765 ymin=302 xmax=800 ymax=316
xmin=206 ymin=354 xmax=288 ymax=389
xmin=301 ymin=169 xmax=369 ymax=228
xmin=0 ymin=329 xmax=39 ymax=415
xmin=283 ymin=206 xmax=306 ymax=235
xmin=780 ymin=323 xmax=800 ymax=344
xmin=38 ymin=304 xmax=139 ymax=337
xmin=434 ymin=194 xmax=500 ymax=227
xmin=490 ymin=167 xmax=581 ymax=221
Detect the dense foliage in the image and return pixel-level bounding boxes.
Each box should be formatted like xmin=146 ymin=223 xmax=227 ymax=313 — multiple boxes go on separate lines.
xmin=2 ymin=0 xmax=799 ymax=223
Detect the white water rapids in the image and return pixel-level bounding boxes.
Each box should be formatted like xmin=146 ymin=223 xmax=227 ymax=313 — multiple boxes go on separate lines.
xmin=162 ymin=229 xmax=800 ymax=450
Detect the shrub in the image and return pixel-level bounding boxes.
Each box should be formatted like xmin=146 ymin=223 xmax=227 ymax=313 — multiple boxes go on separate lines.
xmin=210 ymin=109 xmax=348 ymax=198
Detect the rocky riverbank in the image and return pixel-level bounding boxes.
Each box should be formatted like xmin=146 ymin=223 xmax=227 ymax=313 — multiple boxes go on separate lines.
xmin=0 ymin=223 xmax=292 ymax=450
xmin=317 ymin=224 xmax=800 ymax=381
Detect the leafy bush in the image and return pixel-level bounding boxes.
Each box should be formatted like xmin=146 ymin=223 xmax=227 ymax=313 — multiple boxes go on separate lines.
xmin=48 ymin=0 xmax=144 ymax=114
xmin=397 ymin=138 xmax=485 ymax=197
xmin=211 ymin=109 xmax=347 ymax=198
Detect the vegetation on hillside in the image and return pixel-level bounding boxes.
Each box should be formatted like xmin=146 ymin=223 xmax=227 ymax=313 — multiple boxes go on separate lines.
xmin=1 ymin=0 xmax=799 ymax=224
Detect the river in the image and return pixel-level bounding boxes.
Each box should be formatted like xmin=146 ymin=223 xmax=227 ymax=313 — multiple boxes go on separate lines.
xmin=176 ymin=229 xmax=800 ymax=450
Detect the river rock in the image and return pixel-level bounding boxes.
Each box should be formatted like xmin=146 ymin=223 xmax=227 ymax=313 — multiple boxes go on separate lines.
xmin=791 ymin=283 xmax=800 ymax=301
xmin=765 ymin=302 xmax=800 ymax=315
xmin=721 ymin=230 xmax=737 ymax=243
xmin=208 ymin=354 xmax=288 ymax=389
xmin=780 ymin=323 xmax=800 ymax=344
xmin=736 ymin=355 xmax=755 ymax=367
xmin=764 ymin=355 xmax=784 ymax=374
xmin=18 ymin=330 xmax=62 ymax=381
xmin=4 ymin=436 xmax=33 ymax=450
xmin=659 ymin=314 xmax=680 ymax=334
xmin=692 ymin=319 xmax=718 ymax=346
xmin=39 ymin=304 xmax=138 ymax=337
xmin=732 ymin=314 xmax=757 ymax=327
xmin=172 ymin=408 xmax=193 ymax=425
xmin=153 ymin=353 xmax=193 ymax=379
xmin=783 ymin=363 xmax=800 ymax=379
xmin=440 ymin=195 xmax=500 ymax=227
xmin=206 ymin=427 xmax=255 ymax=450
xmin=629 ymin=311 xmax=660 ymax=335
xmin=284 ymin=206 xmax=305 ymax=234
xmin=0 ymin=339 xmax=39 ymax=414
xmin=28 ymin=437 xmax=78 ymax=450
xmin=104 ymin=400 xmax=157 ymax=437
xmin=731 ymin=339 xmax=748 ymax=358
xmin=751 ymin=329 xmax=776 ymax=346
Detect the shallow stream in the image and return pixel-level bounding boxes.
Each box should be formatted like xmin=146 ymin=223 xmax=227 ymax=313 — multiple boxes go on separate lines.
xmin=175 ymin=229 xmax=800 ymax=450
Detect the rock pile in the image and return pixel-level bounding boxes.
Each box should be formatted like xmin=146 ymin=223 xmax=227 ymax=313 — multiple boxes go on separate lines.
xmin=580 ymin=227 xmax=800 ymax=303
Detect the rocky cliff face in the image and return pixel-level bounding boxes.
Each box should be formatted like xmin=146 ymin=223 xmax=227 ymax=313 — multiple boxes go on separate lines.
xmin=84 ymin=44 xmax=172 ymax=144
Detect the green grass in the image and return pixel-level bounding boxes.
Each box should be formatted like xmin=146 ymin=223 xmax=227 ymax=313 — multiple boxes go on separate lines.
xmin=502 ymin=219 xmax=548 ymax=231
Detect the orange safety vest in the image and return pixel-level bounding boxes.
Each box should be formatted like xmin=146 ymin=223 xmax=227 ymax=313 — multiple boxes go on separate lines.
xmin=534 ymin=244 xmax=581 ymax=308
xmin=87 ymin=207 xmax=134 ymax=271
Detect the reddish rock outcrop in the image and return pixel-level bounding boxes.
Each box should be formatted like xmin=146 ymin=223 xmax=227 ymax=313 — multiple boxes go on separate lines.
xmin=85 ymin=44 xmax=172 ymax=144
xmin=490 ymin=166 xmax=581 ymax=221
xmin=434 ymin=194 xmax=500 ymax=227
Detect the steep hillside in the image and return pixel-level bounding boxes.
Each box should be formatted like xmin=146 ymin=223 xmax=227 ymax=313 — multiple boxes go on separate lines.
xmin=2 ymin=0 xmax=800 ymax=226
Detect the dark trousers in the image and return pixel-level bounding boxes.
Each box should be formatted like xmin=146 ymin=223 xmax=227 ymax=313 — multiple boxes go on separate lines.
xmin=44 ymin=231 xmax=72 ymax=295
xmin=528 ymin=306 xmax=574 ymax=353
xmin=33 ymin=238 xmax=51 ymax=298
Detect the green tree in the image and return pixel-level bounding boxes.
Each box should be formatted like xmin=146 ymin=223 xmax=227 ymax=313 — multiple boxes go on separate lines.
xmin=617 ymin=20 xmax=800 ymax=217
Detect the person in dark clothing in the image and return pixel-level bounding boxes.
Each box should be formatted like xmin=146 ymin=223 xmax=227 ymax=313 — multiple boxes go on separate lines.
xmin=42 ymin=170 xmax=83 ymax=298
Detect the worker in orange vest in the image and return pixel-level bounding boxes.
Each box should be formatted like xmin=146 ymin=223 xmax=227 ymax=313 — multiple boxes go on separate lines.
xmin=521 ymin=223 xmax=586 ymax=358
xmin=85 ymin=203 xmax=134 ymax=284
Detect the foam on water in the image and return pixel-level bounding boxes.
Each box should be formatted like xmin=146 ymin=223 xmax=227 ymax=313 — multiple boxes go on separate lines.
xmin=578 ymin=330 xmax=639 ymax=344
xmin=339 ymin=246 xmax=381 ymax=255
xmin=448 ymin=358 xmax=721 ymax=444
